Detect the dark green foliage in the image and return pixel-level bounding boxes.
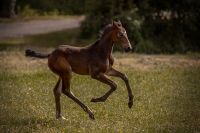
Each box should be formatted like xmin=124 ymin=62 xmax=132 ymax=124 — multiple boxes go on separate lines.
xmin=80 ymin=0 xmax=140 ymax=51
xmin=0 ymin=0 xmax=16 ymax=18
xmin=0 ymin=0 xmax=9 ymax=17
xmin=81 ymin=0 xmax=113 ymax=37
xmin=1 ymin=0 xmax=200 ymax=53
xmin=136 ymin=0 xmax=200 ymax=53
xmin=81 ymin=0 xmax=134 ymax=37
xmin=17 ymin=0 xmax=85 ymax=15
xmin=81 ymin=0 xmax=200 ymax=54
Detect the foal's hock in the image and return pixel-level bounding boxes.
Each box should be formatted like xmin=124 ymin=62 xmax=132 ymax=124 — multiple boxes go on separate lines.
xmin=25 ymin=20 xmax=134 ymax=120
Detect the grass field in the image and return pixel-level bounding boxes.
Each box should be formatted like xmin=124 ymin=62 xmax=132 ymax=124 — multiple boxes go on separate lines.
xmin=0 ymin=49 xmax=200 ymax=132
xmin=0 ymin=27 xmax=200 ymax=132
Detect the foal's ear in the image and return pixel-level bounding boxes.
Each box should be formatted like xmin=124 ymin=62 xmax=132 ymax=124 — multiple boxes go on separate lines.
xmin=112 ymin=20 xmax=120 ymax=29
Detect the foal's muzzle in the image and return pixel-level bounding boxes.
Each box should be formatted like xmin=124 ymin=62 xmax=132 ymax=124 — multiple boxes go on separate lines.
xmin=124 ymin=47 xmax=132 ymax=52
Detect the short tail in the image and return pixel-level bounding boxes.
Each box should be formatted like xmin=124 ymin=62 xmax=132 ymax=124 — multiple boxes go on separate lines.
xmin=25 ymin=49 xmax=50 ymax=59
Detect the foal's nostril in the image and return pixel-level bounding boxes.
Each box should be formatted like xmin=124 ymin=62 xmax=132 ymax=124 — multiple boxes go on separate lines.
xmin=125 ymin=47 xmax=131 ymax=52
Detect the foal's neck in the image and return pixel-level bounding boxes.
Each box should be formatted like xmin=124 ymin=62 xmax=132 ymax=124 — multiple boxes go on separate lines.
xmin=97 ymin=32 xmax=113 ymax=58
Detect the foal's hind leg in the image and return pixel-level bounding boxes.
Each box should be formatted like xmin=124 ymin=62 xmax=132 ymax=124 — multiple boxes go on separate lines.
xmin=106 ymin=68 xmax=133 ymax=108
xmin=53 ymin=78 xmax=65 ymax=119
xmin=61 ymin=72 xmax=95 ymax=120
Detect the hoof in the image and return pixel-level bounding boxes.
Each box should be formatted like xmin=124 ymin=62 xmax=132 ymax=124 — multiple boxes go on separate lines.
xmin=89 ymin=113 xmax=95 ymax=120
xmin=128 ymin=101 xmax=133 ymax=108
xmin=56 ymin=116 xmax=66 ymax=120
xmin=91 ymin=98 xmax=97 ymax=102
xmin=91 ymin=97 xmax=105 ymax=103
xmin=128 ymin=95 xmax=134 ymax=108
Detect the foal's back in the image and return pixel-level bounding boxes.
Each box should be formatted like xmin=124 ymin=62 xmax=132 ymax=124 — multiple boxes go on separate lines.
xmin=49 ymin=45 xmax=91 ymax=75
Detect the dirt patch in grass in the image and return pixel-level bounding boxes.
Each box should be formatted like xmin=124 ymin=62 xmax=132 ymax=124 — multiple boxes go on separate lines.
xmin=0 ymin=51 xmax=200 ymax=73
xmin=115 ymin=54 xmax=200 ymax=70
xmin=0 ymin=51 xmax=47 ymax=73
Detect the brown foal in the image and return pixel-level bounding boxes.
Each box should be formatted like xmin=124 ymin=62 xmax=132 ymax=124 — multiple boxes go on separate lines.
xmin=26 ymin=20 xmax=134 ymax=120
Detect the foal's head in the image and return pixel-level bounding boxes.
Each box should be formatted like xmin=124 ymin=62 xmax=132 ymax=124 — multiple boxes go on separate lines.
xmin=111 ymin=20 xmax=132 ymax=52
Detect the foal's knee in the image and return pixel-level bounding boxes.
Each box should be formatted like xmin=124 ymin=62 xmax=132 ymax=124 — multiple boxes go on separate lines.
xmin=53 ymin=85 xmax=62 ymax=95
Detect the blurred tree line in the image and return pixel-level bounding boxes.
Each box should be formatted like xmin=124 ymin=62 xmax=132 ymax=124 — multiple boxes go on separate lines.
xmin=17 ymin=0 xmax=85 ymax=15
xmin=81 ymin=0 xmax=200 ymax=53
xmin=0 ymin=0 xmax=199 ymax=53
xmin=135 ymin=0 xmax=200 ymax=53
xmin=0 ymin=0 xmax=85 ymax=17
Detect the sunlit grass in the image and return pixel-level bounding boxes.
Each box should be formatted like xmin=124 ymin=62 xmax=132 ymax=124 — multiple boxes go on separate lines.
xmin=0 ymin=51 xmax=200 ymax=132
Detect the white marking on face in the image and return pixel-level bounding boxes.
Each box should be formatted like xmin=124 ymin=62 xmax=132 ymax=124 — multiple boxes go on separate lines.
xmin=123 ymin=31 xmax=126 ymax=35
xmin=117 ymin=32 xmax=123 ymax=37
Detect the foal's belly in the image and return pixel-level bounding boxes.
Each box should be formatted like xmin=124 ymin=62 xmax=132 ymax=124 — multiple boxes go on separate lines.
xmin=71 ymin=64 xmax=89 ymax=75
xmin=67 ymin=56 xmax=90 ymax=75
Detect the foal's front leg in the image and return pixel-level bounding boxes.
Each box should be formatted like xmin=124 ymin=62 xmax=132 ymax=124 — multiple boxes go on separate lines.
xmin=106 ymin=68 xmax=134 ymax=108
xmin=91 ymin=73 xmax=117 ymax=102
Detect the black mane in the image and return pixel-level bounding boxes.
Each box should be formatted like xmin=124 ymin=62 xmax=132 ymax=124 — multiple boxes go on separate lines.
xmin=98 ymin=24 xmax=112 ymax=39
xmin=87 ymin=24 xmax=113 ymax=49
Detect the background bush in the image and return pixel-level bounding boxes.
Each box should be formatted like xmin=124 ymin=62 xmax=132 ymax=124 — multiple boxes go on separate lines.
xmin=17 ymin=0 xmax=85 ymax=15
xmin=81 ymin=0 xmax=200 ymax=54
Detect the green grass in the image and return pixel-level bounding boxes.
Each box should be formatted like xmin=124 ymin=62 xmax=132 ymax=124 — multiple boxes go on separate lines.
xmin=0 ymin=27 xmax=200 ymax=132
xmin=0 ymin=50 xmax=200 ymax=132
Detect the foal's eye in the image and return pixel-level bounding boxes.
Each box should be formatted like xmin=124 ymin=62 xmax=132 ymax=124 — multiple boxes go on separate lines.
xmin=118 ymin=32 xmax=123 ymax=37
xmin=118 ymin=24 xmax=121 ymax=27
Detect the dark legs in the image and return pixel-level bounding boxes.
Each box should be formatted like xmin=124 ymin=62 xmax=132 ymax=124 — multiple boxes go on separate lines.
xmin=106 ymin=68 xmax=133 ymax=108
xmin=91 ymin=73 xmax=117 ymax=102
xmin=90 ymin=68 xmax=133 ymax=108
xmin=53 ymin=74 xmax=94 ymax=120
xmin=53 ymin=66 xmax=133 ymax=121
xmin=61 ymin=73 xmax=95 ymax=120
xmin=53 ymin=78 xmax=63 ymax=119
xmin=50 ymin=54 xmax=95 ymax=120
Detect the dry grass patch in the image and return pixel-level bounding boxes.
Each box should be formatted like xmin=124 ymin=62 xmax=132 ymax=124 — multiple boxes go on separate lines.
xmin=115 ymin=53 xmax=200 ymax=70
